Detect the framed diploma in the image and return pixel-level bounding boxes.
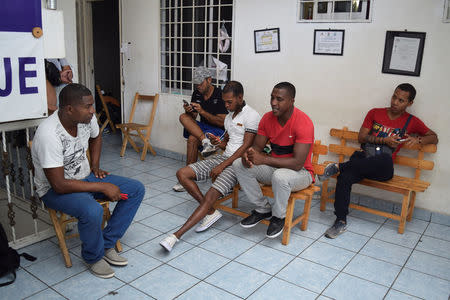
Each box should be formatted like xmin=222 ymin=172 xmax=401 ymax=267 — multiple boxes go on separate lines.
xmin=382 ymin=31 xmax=426 ymax=77
xmin=254 ymin=28 xmax=280 ymax=53
xmin=313 ymin=29 xmax=345 ymax=56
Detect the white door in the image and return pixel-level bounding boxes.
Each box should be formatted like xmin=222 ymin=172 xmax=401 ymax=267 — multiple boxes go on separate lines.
xmin=120 ymin=0 xmax=159 ymax=123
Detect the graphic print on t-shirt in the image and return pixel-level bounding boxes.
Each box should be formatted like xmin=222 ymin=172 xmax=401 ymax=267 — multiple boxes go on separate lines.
xmin=55 ymin=123 xmax=89 ymax=178
xmin=370 ymin=122 xmax=404 ymax=138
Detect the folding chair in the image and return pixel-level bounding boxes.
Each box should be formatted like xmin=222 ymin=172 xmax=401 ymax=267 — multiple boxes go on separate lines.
xmin=95 ymin=84 xmax=116 ymax=133
xmin=116 ymin=92 xmax=159 ymax=161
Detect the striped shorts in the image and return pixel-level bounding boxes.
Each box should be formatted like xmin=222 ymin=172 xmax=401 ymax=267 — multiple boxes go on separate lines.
xmin=189 ymin=154 xmax=237 ymax=196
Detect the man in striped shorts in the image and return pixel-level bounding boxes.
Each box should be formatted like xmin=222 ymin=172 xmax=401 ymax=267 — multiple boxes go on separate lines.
xmin=160 ymin=81 xmax=261 ymax=252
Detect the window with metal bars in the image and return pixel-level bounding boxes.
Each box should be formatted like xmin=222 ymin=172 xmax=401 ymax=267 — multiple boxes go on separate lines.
xmin=160 ymin=0 xmax=233 ymax=95
xmin=297 ymin=0 xmax=372 ymax=22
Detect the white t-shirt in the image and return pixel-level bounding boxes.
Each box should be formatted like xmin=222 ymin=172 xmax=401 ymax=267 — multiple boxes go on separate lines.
xmin=32 ymin=112 xmax=99 ymax=197
xmin=223 ymin=104 xmax=261 ymax=157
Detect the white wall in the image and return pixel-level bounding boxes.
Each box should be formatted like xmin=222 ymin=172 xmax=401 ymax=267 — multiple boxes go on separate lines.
xmin=121 ymin=0 xmax=450 ymax=214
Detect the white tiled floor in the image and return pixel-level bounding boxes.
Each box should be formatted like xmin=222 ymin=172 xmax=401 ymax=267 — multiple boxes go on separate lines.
xmin=3 ymin=132 xmax=450 ymax=299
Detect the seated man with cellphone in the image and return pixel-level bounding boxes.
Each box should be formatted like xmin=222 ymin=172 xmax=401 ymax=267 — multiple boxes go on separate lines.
xmin=173 ymin=66 xmax=228 ymax=192
xmin=319 ymin=83 xmax=438 ymax=239
xmin=160 ymin=81 xmax=261 ymax=252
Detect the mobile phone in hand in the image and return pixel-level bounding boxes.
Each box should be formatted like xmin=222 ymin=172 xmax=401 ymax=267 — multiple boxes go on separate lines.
xmin=182 ymin=99 xmax=189 ymax=106
xmin=397 ymin=138 xmax=407 ymax=142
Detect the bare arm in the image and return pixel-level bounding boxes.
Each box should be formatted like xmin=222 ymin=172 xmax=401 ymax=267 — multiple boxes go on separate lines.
xmin=191 ymin=103 xmax=226 ymax=128
xmin=43 ymin=167 xmax=121 ymax=201
xmin=210 ymin=132 xmax=256 ymax=181
xmin=358 ymin=126 xmax=438 ymax=148
xmin=241 ymin=134 xmax=268 ymax=168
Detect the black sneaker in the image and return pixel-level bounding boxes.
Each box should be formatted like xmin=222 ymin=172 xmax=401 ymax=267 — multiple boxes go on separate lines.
xmin=240 ymin=210 xmax=272 ymax=228
xmin=318 ymin=163 xmax=339 ymax=181
xmin=266 ymin=216 xmax=285 ymax=238
xmin=324 ymin=220 xmax=347 ymax=239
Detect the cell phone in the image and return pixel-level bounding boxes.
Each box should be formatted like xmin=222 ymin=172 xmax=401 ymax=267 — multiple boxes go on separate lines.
xmin=182 ymin=99 xmax=189 ymax=106
xmin=397 ymin=138 xmax=407 ymax=142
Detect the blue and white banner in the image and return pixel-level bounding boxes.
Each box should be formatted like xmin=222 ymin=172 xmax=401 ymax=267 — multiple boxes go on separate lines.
xmin=0 ymin=0 xmax=47 ymax=123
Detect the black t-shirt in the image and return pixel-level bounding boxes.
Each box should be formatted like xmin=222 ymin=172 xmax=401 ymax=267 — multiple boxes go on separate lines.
xmin=191 ymin=86 xmax=227 ymax=126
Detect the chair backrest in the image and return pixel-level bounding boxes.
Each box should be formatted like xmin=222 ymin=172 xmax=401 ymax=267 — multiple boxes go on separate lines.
xmin=95 ymin=85 xmax=113 ymax=121
xmin=127 ymin=93 xmax=159 ymax=129
xmin=312 ymin=140 xmax=328 ymax=175
xmin=329 ymin=127 xmax=436 ymax=180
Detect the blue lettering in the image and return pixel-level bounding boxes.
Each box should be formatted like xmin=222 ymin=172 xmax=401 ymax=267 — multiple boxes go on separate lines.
xmin=19 ymin=57 xmax=38 ymax=95
xmin=0 ymin=57 xmax=12 ymax=97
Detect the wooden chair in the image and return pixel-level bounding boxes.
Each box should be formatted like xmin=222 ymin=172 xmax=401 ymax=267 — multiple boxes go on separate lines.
xmin=116 ymin=92 xmax=159 ymax=161
xmin=48 ymin=202 xmax=122 ymax=268
xmin=214 ymin=141 xmax=328 ymax=245
xmin=95 ymin=84 xmax=116 ymax=134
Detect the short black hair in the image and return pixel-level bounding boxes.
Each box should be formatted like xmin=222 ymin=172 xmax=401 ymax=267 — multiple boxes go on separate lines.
xmin=59 ymin=83 xmax=92 ymax=108
xmin=396 ymin=83 xmax=416 ymax=101
xmin=274 ymin=82 xmax=296 ymax=98
xmin=223 ymin=80 xmax=244 ymax=97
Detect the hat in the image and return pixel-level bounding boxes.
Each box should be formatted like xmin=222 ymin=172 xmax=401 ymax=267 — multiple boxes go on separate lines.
xmin=193 ymin=66 xmax=212 ymax=84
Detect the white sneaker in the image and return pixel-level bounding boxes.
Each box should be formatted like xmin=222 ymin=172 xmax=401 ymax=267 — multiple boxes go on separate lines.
xmin=201 ymin=139 xmax=217 ymax=158
xmin=195 ymin=210 xmax=222 ymax=232
xmin=173 ymin=182 xmax=185 ymax=192
xmin=159 ymin=234 xmax=179 ymax=252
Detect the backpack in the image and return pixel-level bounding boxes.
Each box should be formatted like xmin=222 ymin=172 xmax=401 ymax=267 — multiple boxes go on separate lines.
xmin=0 ymin=223 xmax=36 ymax=287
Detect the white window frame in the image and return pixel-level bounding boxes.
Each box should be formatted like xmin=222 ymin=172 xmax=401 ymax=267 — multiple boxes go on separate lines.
xmin=160 ymin=0 xmax=233 ymax=96
xmin=297 ymin=0 xmax=373 ymax=23
xmin=444 ymin=0 xmax=450 ymax=22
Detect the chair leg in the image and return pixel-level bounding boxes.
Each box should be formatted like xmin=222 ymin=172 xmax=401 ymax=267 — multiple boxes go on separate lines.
xmin=282 ymin=196 xmax=295 ymax=245
xmin=99 ymin=120 xmax=108 ymax=133
xmin=398 ymin=193 xmax=411 ymax=234
xmin=300 ymin=195 xmax=313 ymax=231
xmin=119 ymin=130 xmax=129 ymax=157
xmin=407 ymin=191 xmax=416 ymax=222
xmin=320 ymin=180 xmax=329 ymax=211
xmin=48 ymin=209 xmax=72 ymax=268
xmin=146 ymin=142 xmax=156 ymax=156
xmin=140 ymin=141 xmax=148 ymax=161
xmin=232 ymin=185 xmax=239 ymax=208
xmin=115 ymin=240 xmax=123 ymax=252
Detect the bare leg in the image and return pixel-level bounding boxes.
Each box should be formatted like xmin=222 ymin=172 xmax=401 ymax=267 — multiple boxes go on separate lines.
xmin=186 ymin=135 xmax=200 ymax=165
xmin=179 ymin=113 xmax=206 ymax=141
xmin=174 ymin=188 xmax=221 ymax=238
xmin=176 ymin=167 xmax=204 ymax=203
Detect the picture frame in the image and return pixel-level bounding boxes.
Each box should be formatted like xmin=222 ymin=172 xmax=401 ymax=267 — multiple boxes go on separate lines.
xmin=381 ymin=31 xmax=426 ymax=77
xmin=254 ymin=28 xmax=280 ymax=53
xmin=313 ymin=29 xmax=345 ymax=56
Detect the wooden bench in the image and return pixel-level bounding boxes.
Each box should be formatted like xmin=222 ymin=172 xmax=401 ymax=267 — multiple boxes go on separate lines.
xmin=320 ymin=127 xmax=437 ymax=233
xmin=214 ymin=141 xmax=328 ymax=245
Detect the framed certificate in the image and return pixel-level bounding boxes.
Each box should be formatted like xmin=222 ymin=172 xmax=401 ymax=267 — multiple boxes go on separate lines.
xmin=382 ymin=31 xmax=426 ymax=77
xmin=254 ymin=28 xmax=280 ymax=53
xmin=313 ymin=29 xmax=345 ymax=56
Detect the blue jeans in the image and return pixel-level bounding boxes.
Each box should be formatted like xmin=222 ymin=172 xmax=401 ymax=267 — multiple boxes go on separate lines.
xmin=183 ymin=121 xmax=224 ymax=139
xmin=41 ymin=173 xmax=145 ymax=264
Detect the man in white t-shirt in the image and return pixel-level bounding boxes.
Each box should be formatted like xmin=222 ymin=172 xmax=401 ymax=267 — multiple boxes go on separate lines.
xmin=32 ymin=84 xmax=144 ymax=279
xmin=160 ymin=81 xmax=261 ymax=252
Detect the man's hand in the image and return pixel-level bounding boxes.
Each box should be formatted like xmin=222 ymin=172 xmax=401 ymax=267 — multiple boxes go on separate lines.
xmin=241 ymin=151 xmax=253 ymax=168
xmin=92 ymin=166 xmax=109 ymax=179
xmin=60 ymin=69 xmax=73 ymax=84
xmin=190 ymin=103 xmax=204 ymax=114
xmin=404 ymin=136 xmax=420 ymax=146
xmin=384 ymin=135 xmax=402 ymax=148
xmin=101 ymin=182 xmax=121 ymax=202
xmin=206 ymin=133 xmax=221 ymax=146
xmin=247 ymin=147 xmax=267 ymax=166
xmin=210 ymin=164 xmax=225 ymax=182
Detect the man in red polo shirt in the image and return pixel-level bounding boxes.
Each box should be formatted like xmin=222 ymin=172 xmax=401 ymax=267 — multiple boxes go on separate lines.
xmin=320 ymin=83 xmax=438 ymax=239
xmin=232 ymin=82 xmax=315 ymax=238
